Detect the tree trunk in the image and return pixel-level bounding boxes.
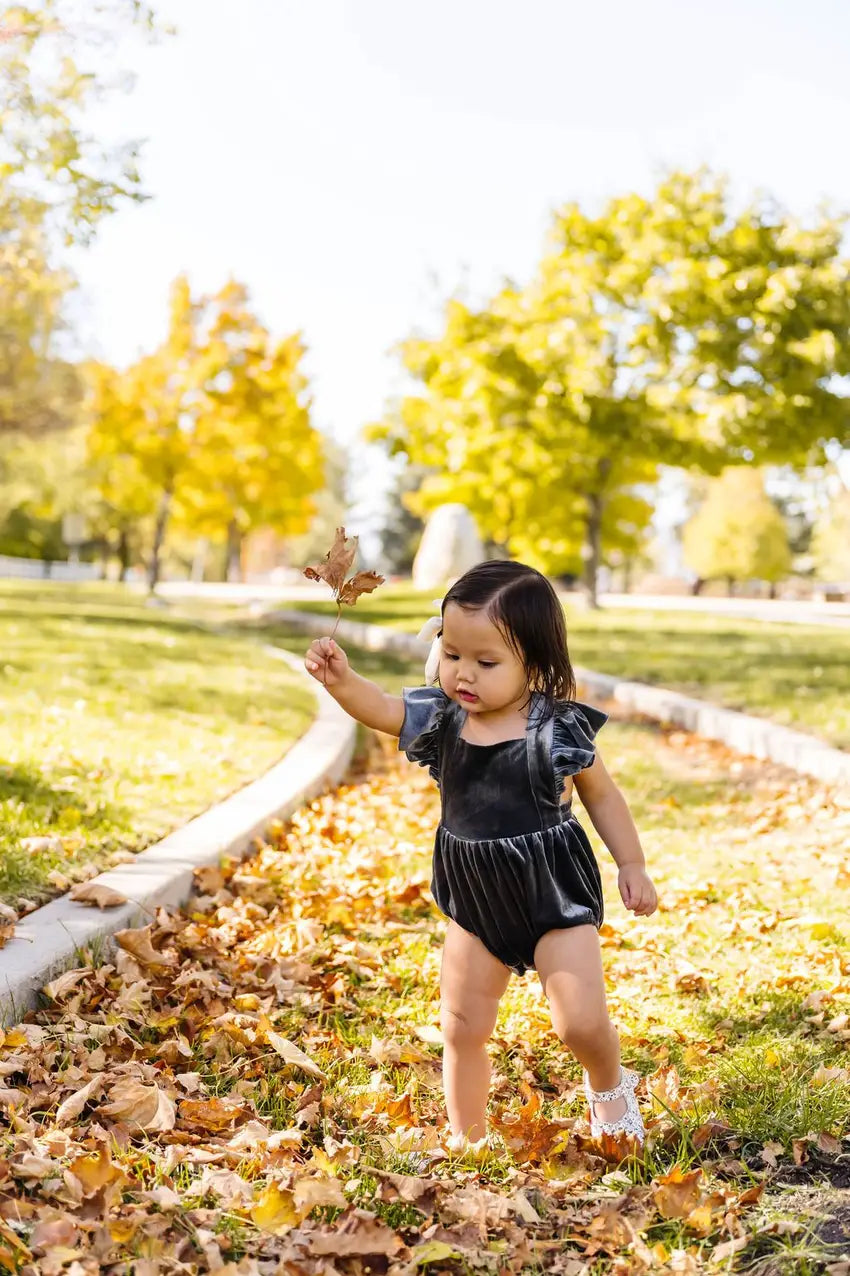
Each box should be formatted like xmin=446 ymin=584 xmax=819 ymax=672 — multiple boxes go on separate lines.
xmin=726 ymin=576 xmax=735 ymax=597
xmin=117 ymin=527 xmax=131 ymax=582
xmin=147 ymin=490 xmax=172 ymax=594
xmin=691 ymin=577 xmax=705 ymax=596
xmin=582 ymin=491 xmax=605 ymax=610
xmin=225 ymin=518 xmax=243 ymax=583
xmin=191 ymin=537 xmax=209 ymax=583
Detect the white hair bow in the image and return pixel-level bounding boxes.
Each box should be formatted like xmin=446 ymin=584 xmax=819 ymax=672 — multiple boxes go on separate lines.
xmin=416 ymin=599 xmax=443 ymax=684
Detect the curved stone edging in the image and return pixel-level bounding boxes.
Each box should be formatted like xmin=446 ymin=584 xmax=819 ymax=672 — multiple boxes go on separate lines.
xmin=0 ymin=645 xmax=355 ymax=1028
xmin=269 ymin=608 xmax=850 ymax=787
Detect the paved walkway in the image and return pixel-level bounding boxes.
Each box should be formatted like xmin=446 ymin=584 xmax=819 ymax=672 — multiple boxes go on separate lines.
xmin=598 ymin=592 xmax=850 ymax=628
xmin=155 ymin=580 xmax=850 ymax=628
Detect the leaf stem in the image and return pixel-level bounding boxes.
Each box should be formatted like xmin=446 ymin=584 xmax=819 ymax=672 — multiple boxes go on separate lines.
xmin=322 ymin=601 xmax=343 ymax=686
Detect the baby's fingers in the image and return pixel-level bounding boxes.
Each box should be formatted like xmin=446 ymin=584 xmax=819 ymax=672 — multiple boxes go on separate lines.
xmin=634 ymin=887 xmax=658 ymax=916
xmin=304 ymin=641 xmax=327 ymax=674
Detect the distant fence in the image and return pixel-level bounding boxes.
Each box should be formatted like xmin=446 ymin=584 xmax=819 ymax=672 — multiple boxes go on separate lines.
xmin=0 ymin=555 xmax=103 ymax=582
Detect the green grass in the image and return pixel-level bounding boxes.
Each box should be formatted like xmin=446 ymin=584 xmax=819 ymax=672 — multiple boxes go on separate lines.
xmin=282 ymin=582 xmax=850 ymax=749
xmin=272 ymin=631 xmax=850 ymax=1144
xmin=12 ymin=628 xmax=850 ymax=1272
xmin=239 ymin=633 xmax=850 ymax=1265
xmin=0 ymin=582 xmax=315 ymax=906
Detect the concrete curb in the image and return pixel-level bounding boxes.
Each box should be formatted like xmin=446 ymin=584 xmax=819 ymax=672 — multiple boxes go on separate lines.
xmin=270 ymin=608 xmax=850 ymax=786
xmin=0 ymin=646 xmax=356 ymax=1028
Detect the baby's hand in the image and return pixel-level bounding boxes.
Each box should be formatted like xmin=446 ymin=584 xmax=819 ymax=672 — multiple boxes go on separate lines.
xmin=304 ymin=637 xmax=350 ymax=688
xmin=618 ymin=864 xmax=657 ymax=917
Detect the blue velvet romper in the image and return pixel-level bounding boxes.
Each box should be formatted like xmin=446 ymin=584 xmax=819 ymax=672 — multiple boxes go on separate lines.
xmin=398 ymin=686 xmax=608 ymax=975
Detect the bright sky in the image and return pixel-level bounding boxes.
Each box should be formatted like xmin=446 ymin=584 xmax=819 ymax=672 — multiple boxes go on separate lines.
xmin=70 ymin=0 xmax=850 ymax=554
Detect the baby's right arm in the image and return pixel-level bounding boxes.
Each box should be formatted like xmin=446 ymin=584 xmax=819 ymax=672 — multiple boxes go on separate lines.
xmin=304 ymin=636 xmax=404 ymax=736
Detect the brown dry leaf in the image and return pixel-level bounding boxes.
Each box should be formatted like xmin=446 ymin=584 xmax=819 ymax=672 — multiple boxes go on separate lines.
xmin=54 ymin=1074 xmax=104 ymax=1125
xmin=304 ymin=1207 xmax=406 ymax=1256
xmin=303 ymin=526 xmax=358 ymax=594
xmin=13 ymin=1153 xmax=62 ymax=1179
xmin=98 ymin=1079 xmax=176 ymax=1132
xmin=302 ymin=526 xmax=385 ymax=609
xmin=67 ymin=1144 xmax=129 ymax=1195
xmin=292 ymin=1175 xmax=348 ymax=1214
xmin=338 ymin=570 xmax=385 ymax=606
xmin=69 ymin=881 xmax=128 ymax=909
xmin=759 ymin=1140 xmax=785 ymax=1168
xmin=262 ymin=1021 xmax=326 ymax=1080
xmin=197 ymin=1168 xmax=255 ymax=1206
xmin=816 ymin=1130 xmax=842 ymax=1155
xmin=683 ymin=1202 xmax=715 ymax=1235
xmin=652 ymin=1165 xmax=703 ymax=1219
xmin=792 ymin=1137 xmax=810 ymax=1165
xmin=42 ymin=967 xmax=89 ymax=1002
xmin=179 ymin=1097 xmax=249 ymax=1132
xmin=713 ymin=1234 xmax=751 ymax=1261
xmin=114 ymin=924 xmax=177 ymax=967
xmin=0 ymin=921 xmax=14 ymax=948
xmin=811 ymin=1065 xmax=850 ymax=1084
xmin=29 ymin=1218 xmax=78 ymax=1253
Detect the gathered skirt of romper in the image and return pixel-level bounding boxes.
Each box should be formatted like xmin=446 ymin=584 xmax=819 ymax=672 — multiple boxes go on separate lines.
xmin=398 ymin=685 xmax=607 ymax=976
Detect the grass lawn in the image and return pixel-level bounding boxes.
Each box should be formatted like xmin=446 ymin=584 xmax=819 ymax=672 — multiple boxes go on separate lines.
xmin=0 ymin=582 xmax=314 ymax=908
xmin=280 ymin=583 xmax=850 ymax=750
xmin=7 ymin=631 xmax=849 ymax=1272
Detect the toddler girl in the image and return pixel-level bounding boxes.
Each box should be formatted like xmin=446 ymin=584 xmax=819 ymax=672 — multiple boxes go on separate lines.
xmin=305 ymin=560 xmax=657 ymax=1153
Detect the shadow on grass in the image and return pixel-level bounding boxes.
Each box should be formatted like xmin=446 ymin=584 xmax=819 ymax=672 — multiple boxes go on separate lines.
xmin=0 ymin=762 xmax=138 ymax=901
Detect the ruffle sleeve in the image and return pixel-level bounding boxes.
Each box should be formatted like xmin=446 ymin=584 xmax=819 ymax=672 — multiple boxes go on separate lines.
xmin=398 ymin=685 xmax=451 ymax=783
xmin=552 ymin=699 xmax=608 ymax=794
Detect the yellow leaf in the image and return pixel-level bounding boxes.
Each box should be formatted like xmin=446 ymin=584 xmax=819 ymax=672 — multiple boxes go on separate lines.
xmin=250 ymin=1183 xmax=298 ymax=1235
xmin=413 ymin=1240 xmax=461 ymax=1264
xmin=0 ymin=1030 xmax=28 ymax=1050
xmin=109 ymin=1221 xmax=138 ymax=1243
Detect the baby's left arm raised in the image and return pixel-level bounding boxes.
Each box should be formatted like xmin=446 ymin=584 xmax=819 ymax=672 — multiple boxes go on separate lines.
xmin=574 ymin=752 xmax=657 ymax=916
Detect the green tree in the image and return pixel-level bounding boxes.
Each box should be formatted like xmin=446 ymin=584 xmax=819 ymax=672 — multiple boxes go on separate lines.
xmin=1 ymin=1 xmax=164 ymax=249
xmin=0 ymin=1 xmax=166 ymax=436
xmin=810 ymin=488 xmax=850 ymax=582
xmin=0 ymin=209 xmax=80 ymax=434
xmin=369 ymin=170 xmax=850 ymax=606
xmin=682 ymin=468 xmax=791 ymax=592
xmin=0 ymin=424 xmax=91 ymax=559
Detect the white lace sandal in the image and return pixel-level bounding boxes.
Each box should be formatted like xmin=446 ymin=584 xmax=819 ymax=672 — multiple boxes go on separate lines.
xmin=583 ymin=1065 xmax=645 ymax=1144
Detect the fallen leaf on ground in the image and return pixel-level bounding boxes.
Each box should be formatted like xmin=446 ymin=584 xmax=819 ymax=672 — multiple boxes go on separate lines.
xmin=69 ymin=882 xmax=128 ymax=908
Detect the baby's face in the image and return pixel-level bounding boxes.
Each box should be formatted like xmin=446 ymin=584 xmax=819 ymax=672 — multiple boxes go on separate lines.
xmin=439 ymin=603 xmax=529 ymax=717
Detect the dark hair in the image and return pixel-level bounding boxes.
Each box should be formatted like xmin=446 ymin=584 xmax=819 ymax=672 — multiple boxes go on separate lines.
xmin=440 ymin=560 xmax=576 ymax=713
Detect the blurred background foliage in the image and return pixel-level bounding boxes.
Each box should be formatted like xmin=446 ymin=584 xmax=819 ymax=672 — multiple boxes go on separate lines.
xmin=1 ymin=3 xmax=849 ymax=600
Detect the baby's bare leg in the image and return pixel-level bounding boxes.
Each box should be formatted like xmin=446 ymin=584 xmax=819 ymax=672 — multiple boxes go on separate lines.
xmin=440 ymin=921 xmax=511 ymax=1141
xmin=535 ymin=925 xmax=627 ymax=1122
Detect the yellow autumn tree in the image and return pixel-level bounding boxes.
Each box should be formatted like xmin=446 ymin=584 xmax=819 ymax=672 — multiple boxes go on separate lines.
xmin=682 ymin=468 xmax=791 ymax=592
xmin=810 ymin=489 xmax=850 ymax=583
xmin=85 ymin=276 xmax=324 ymax=589
xmin=174 ymin=280 xmax=323 ymax=580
